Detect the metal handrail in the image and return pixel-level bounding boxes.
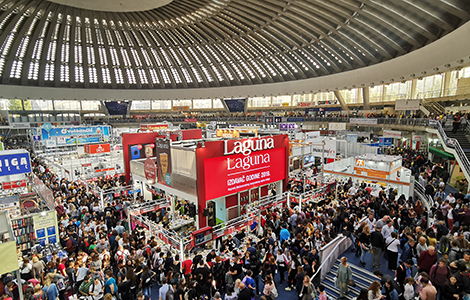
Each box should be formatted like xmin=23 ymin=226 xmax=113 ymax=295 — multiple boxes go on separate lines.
xmin=417 ymin=86 xmax=470 ymax=99
xmin=428 ymin=120 xmax=470 ymax=182
xmin=311 ymin=235 xmax=349 ymax=282
xmin=413 ymin=181 xmax=433 ymax=228
xmin=311 ymin=216 xmax=366 ymax=283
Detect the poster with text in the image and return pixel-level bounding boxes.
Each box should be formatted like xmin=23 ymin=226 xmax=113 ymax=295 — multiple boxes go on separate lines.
xmin=155 ymin=138 xmax=172 ymax=187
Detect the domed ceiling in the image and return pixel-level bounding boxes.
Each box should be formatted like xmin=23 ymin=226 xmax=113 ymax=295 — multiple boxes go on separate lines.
xmin=0 ymin=0 xmax=468 ymax=89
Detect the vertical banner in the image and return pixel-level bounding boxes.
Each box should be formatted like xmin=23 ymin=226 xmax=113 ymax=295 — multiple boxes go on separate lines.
xmin=155 ymin=138 xmax=172 ymax=187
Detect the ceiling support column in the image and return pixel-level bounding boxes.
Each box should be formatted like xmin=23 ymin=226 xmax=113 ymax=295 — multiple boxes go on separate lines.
xmin=334 ymin=91 xmax=349 ymax=111
xmin=362 ymin=87 xmax=370 ymax=110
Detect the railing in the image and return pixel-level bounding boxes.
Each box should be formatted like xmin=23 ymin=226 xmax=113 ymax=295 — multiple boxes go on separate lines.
xmin=89 ymin=116 xmax=435 ymax=126
xmin=413 ymin=181 xmax=433 ymax=228
xmin=311 ymin=216 xmax=366 ymax=282
xmin=428 ymin=120 xmax=470 ymax=182
xmin=417 ymin=86 xmax=470 ymax=100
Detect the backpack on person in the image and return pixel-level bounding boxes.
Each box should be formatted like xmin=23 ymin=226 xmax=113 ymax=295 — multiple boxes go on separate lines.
xmin=166 ymin=286 xmax=174 ymax=300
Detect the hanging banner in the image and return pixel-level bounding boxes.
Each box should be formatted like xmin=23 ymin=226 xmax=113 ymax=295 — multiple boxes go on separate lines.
xmin=395 ymin=99 xmax=420 ymax=111
xmin=383 ymin=130 xmax=402 ymax=139
xmin=412 ymin=135 xmax=424 ymax=141
xmin=328 ymin=123 xmax=347 ymax=131
xmin=155 ymin=138 xmax=172 ymax=187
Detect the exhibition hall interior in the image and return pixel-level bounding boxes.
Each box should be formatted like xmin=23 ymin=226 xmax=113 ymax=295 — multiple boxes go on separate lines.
xmin=0 ymin=0 xmax=469 ymax=300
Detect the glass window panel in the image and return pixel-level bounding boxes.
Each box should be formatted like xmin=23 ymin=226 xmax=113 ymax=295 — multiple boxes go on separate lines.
xmin=342 ymin=89 xmax=360 ymax=104
xmin=152 ymin=100 xmax=171 ymax=110
xmin=272 ymin=95 xmax=290 ymax=106
xmin=249 ymin=97 xmax=270 ymax=107
xmin=369 ymin=86 xmax=384 ymax=102
xmin=213 ymin=99 xmax=224 ymax=108
xmin=81 ymin=100 xmax=100 ymax=110
xmin=316 ymin=92 xmax=335 ymax=102
xmin=54 ymin=100 xmax=80 ymax=110
xmin=173 ymin=100 xmax=192 ymax=108
xmin=193 ymin=99 xmax=212 ymax=109
xmin=30 ymin=100 xmax=53 ymax=110
xmin=385 ymin=82 xmax=411 ymax=101
xmin=131 ymin=100 xmax=151 ymax=110
xmin=0 ymin=99 xmax=9 ymax=110
xmin=293 ymin=94 xmax=313 ymax=106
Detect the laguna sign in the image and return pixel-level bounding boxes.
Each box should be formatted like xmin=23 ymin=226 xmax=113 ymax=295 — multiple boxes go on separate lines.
xmin=223 ymin=137 xmax=274 ymax=156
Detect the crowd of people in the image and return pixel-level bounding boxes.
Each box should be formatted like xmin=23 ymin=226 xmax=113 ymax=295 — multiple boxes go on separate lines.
xmin=1 ymin=129 xmax=470 ymax=300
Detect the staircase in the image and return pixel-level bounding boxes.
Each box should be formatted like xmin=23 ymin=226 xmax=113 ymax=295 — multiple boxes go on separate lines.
xmin=322 ymin=259 xmax=376 ymax=299
xmin=445 ymin=130 xmax=470 ymax=161
xmin=421 ymin=99 xmax=445 ymax=115
xmin=426 ymin=121 xmax=470 ymax=184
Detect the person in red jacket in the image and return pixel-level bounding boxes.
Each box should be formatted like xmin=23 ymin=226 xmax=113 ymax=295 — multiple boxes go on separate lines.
xmin=418 ymin=246 xmax=438 ymax=274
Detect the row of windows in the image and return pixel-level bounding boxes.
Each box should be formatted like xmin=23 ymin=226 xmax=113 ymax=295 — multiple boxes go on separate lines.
xmin=3 ymin=66 xmax=470 ymax=110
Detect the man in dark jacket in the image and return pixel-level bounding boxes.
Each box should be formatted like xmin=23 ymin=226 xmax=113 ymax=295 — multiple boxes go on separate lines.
xmin=371 ymin=225 xmax=385 ymax=268
xmin=400 ymin=238 xmax=416 ymax=263
xmin=396 ymin=259 xmax=414 ymax=291
xmin=238 ymin=283 xmax=252 ymax=300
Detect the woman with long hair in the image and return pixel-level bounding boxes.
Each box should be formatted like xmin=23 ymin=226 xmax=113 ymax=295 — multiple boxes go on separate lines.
xmin=286 ymin=250 xmax=300 ymax=291
xmin=359 ymin=225 xmax=371 ymax=267
xmin=263 ymin=274 xmax=276 ymax=300
xmin=382 ymin=279 xmax=399 ymax=300
xmin=368 ymin=281 xmax=383 ymax=300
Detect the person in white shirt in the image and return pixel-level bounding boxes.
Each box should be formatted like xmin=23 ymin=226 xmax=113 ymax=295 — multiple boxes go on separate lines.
xmin=365 ymin=213 xmax=376 ymax=232
xmin=446 ymin=192 xmax=456 ymax=204
xmin=381 ymin=220 xmax=394 ymax=241
xmin=385 ymin=232 xmax=400 ymax=271
xmin=348 ymin=186 xmax=357 ymax=196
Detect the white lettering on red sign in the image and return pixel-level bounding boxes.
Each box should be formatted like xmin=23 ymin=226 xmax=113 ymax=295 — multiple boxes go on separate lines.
xmin=224 ymin=137 xmax=274 ymax=156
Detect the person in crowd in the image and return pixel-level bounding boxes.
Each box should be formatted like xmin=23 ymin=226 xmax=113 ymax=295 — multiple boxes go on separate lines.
xmin=371 ymin=225 xmax=384 ymax=268
xmin=368 ymin=281 xmax=383 ymax=300
xmin=337 ymin=257 xmax=353 ymax=298
xmin=419 ymin=278 xmax=437 ymax=300
xmin=418 ymin=247 xmax=438 ymax=274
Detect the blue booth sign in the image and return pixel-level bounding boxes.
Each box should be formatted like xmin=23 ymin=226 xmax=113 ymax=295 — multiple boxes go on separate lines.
xmin=0 ymin=152 xmax=31 ymax=176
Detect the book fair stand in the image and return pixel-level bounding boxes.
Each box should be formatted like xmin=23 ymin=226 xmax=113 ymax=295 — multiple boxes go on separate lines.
xmin=0 ymin=150 xmax=61 ymax=300
xmin=323 ymin=153 xmax=414 ymax=198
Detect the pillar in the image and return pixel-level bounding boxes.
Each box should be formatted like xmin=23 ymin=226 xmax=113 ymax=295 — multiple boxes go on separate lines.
xmin=362 ymin=87 xmax=370 ymax=110
xmin=333 ymin=91 xmax=349 ymax=111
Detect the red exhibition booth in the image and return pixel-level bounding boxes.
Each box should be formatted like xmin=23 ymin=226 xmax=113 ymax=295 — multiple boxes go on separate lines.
xmin=126 ymin=132 xmax=289 ymax=229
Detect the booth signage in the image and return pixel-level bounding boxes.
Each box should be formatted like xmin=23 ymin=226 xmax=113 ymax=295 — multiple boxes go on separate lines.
xmin=383 ymin=130 xmax=402 ymax=139
xmin=347 ymin=134 xmax=358 ymax=143
xmin=140 ymin=124 xmax=169 ymax=132
xmin=0 ymin=152 xmax=31 ymax=176
xmin=412 ymin=135 xmax=423 ymax=141
xmin=2 ymin=180 xmax=26 ymax=190
xmin=279 ymin=124 xmax=288 ymax=131
xmin=84 ymin=143 xmax=111 ymax=154
xmin=306 ymin=131 xmax=321 ymax=143
xmin=298 ymin=102 xmax=315 ymax=107
xmin=184 ymin=119 xmax=197 ymax=123
xmin=379 ymin=138 xmax=392 ymax=146
xmin=204 ymin=147 xmax=286 ymax=200
xmin=216 ymin=129 xmax=240 ymax=138
xmin=223 ymin=137 xmax=274 ymax=156
xmin=144 ymin=158 xmax=157 ymax=182
xmin=311 ymin=140 xmax=336 ymax=159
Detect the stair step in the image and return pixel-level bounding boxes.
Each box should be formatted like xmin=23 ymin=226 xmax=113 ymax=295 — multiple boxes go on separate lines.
xmin=335 ymin=259 xmax=380 ymax=279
